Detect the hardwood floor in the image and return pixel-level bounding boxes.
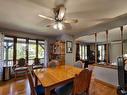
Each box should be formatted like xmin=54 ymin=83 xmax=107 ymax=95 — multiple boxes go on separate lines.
xmin=0 ymin=77 xmax=117 ymax=95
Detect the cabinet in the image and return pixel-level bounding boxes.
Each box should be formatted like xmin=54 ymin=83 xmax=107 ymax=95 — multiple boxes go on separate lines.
xmin=49 ymin=41 xmax=65 ymax=65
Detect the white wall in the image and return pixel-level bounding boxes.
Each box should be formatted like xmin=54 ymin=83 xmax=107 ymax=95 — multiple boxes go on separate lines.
xmin=123 ymin=42 xmax=127 ymax=55
xmin=109 ymin=42 xmax=122 ymax=64
xmin=93 ymin=66 xmax=118 ymax=86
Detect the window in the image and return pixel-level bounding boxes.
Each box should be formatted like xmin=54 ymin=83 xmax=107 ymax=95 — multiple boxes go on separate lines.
xmin=4 ymin=37 xmax=14 ymax=65
xmin=79 ymin=44 xmax=87 ymax=60
xmin=16 ymin=38 xmax=26 ymax=60
xmin=98 ymin=45 xmax=105 ymax=62
xmin=28 ymin=40 xmax=36 ymax=64
xmin=38 ymin=41 xmax=45 ymax=63
xmin=4 ymin=36 xmax=45 ymax=66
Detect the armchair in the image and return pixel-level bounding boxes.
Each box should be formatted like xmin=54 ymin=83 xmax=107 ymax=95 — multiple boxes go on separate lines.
xmin=13 ymin=58 xmax=28 ymax=79
xmin=32 ymin=58 xmax=43 ymax=70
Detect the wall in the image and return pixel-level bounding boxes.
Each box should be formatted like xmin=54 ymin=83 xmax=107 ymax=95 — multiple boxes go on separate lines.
xmin=109 ymin=42 xmax=122 ymax=64
xmin=93 ymin=66 xmax=118 ymax=86
xmin=123 ymin=41 xmax=127 ymax=55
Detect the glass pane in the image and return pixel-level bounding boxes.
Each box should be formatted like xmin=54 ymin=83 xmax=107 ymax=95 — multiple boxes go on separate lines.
xmin=82 ymin=45 xmax=85 ymax=60
xmin=28 ymin=40 xmax=36 ymax=64
xmin=98 ymin=45 xmax=105 ymax=61
xmin=4 ymin=37 xmax=14 ymax=65
xmin=16 ymin=38 xmax=26 ymax=59
xmin=38 ymin=41 xmax=45 ymax=63
xmin=97 ymin=32 xmax=106 ymax=64
xmin=85 ymin=46 xmax=87 ymax=60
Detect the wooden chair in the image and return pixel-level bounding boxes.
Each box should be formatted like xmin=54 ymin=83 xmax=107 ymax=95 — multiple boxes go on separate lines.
xmin=28 ymin=70 xmax=44 ymax=95
xmin=55 ymin=69 xmax=92 ymax=95
xmin=13 ymin=58 xmax=28 ymax=79
xmin=73 ymin=69 xmax=92 ymax=95
xmin=48 ymin=60 xmax=60 ymax=68
xmin=28 ymin=70 xmax=55 ymax=95
xmin=74 ymin=60 xmax=84 ymax=68
xmin=32 ymin=58 xmax=43 ymax=70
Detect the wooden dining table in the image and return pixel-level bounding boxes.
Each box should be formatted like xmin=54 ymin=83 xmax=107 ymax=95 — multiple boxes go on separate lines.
xmin=33 ymin=64 xmax=83 ymax=95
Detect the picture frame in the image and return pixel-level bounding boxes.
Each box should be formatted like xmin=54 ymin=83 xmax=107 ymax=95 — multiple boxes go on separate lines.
xmin=66 ymin=41 xmax=73 ymax=53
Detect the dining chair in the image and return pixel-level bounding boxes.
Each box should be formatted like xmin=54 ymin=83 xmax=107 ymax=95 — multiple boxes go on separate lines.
xmin=32 ymin=58 xmax=43 ymax=70
xmin=74 ymin=60 xmax=84 ymax=68
xmin=48 ymin=60 xmax=60 ymax=67
xmin=72 ymin=69 xmax=92 ymax=95
xmin=28 ymin=70 xmax=44 ymax=95
xmin=13 ymin=58 xmax=28 ymax=79
xmin=55 ymin=69 xmax=92 ymax=95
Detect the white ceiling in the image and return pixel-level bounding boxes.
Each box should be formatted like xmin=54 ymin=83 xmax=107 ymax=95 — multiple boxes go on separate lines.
xmin=0 ymin=0 xmax=127 ymax=36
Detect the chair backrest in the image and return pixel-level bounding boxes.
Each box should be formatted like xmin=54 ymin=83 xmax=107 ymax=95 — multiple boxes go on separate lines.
xmin=18 ymin=58 xmax=26 ymax=67
xmin=48 ymin=60 xmax=59 ymax=67
xmin=73 ymin=69 xmax=92 ymax=95
xmin=33 ymin=58 xmax=40 ymax=65
xmin=28 ymin=70 xmax=37 ymax=95
xmin=74 ymin=60 xmax=83 ymax=68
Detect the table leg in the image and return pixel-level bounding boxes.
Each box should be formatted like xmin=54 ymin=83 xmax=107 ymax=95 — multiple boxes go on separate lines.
xmin=45 ymin=87 xmax=50 ymax=95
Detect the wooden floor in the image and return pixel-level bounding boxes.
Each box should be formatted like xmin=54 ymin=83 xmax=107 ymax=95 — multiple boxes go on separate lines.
xmin=0 ymin=77 xmax=117 ymax=95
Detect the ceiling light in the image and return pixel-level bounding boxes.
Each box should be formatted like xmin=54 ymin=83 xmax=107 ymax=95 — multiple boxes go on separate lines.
xmin=58 ymin=22 xmax=63 ymax=30
xmin=53 ymin=22 xmax=64 ymax=30
xmin=53 ymin=24 xmax=57 ymax=29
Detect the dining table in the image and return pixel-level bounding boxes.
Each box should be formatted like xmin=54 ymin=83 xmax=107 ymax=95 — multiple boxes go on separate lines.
xmin=33 ymin=64 xmax=83 ymax=95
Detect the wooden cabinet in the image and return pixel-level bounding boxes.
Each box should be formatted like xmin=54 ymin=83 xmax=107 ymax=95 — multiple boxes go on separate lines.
xmin=49 ymin=41 xmax=65 ymax=65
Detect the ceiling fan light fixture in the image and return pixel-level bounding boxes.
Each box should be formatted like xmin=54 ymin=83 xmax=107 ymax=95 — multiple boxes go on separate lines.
xmin=53 ymin=24 xmax=57 ymax=29
xmin=58 ymin=22 xmax=63 ymax=30
xmin=53 ymin=22 xmax=64 ymax=30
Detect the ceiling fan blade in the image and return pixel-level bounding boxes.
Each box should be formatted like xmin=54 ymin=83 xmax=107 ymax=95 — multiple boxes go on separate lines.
xmin=64 ymin=23 xmax=72 ymax=30
xmin=46 ymin=23 xmax=55 ymax=28
xmin=64 ymin=19 xmax=78 ymax=23
xmin=38 ymin=14 xmax=54 ymax=21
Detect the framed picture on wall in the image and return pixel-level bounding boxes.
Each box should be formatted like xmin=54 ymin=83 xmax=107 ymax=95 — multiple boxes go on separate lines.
xmin=66 ymin=41 xmax=72 ymax=53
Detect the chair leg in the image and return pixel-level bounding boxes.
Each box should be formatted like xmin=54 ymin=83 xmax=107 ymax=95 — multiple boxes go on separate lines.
xmin=15 ymin=73 xmax=16 ymax=81
xmin=85 ymin=90 xmax=89 ymax=95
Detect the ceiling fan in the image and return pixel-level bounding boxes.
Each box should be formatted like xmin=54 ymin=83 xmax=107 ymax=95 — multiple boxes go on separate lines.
xmin=38 ymin=4 xmax=78 ymax=30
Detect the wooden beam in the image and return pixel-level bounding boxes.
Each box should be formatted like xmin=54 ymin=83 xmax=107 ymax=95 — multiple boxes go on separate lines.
xmin=106 ymin=30 xmax=109 ymax=65
xmin=120 ymin=26 xmax=123 ymax=56
xmin=36 ymin=40 xmax=38 ymax=58
xmin=26 ymin=38 xmax=29 ymax=64
xmin=95 ymin=33 xmax=97 ymax=64
xmin=13 ymin=37 xmax=17 ymax=65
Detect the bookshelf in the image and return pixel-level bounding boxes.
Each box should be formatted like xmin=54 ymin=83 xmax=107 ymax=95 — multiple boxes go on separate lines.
xmin=49 ymin=41 xmax=65 ymax=65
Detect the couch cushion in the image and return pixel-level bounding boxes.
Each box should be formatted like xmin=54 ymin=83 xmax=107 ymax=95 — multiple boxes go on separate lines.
xmin=15 ymin=67 xmax=28 ymax=71
xmin=35 ymin=85 xmax=45 ymax=95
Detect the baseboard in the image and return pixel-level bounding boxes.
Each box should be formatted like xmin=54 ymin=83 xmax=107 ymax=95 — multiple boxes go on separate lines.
xmin=94 ymin=78 xmax=117 ymax=89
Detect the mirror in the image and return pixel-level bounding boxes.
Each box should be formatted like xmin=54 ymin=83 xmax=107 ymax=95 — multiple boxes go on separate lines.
xmin=108 ymin=27 xmax=122 ymax=65
xmin=97 ymin=32 xmax=106 ymax=64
